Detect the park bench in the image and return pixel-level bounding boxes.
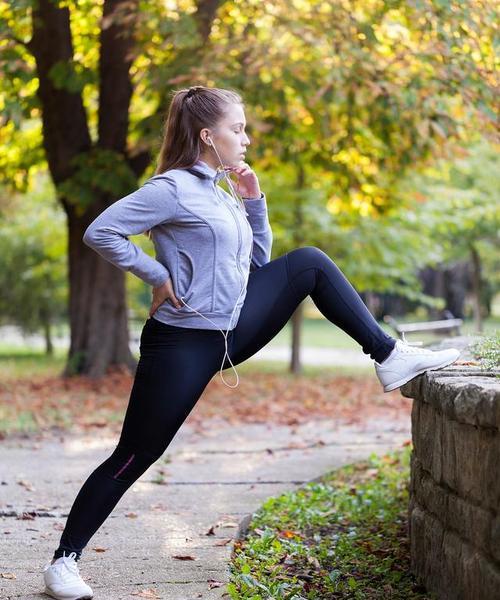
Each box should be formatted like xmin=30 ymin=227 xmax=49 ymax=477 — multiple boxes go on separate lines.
xmin=383 ymin=312 xmax=463 ymax=345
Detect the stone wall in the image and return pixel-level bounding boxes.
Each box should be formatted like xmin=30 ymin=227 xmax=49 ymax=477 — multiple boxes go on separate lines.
xmin=401 ymin=342 xmax=500 ymax=600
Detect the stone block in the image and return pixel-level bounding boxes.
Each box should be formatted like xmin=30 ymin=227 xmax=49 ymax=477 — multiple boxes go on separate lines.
xmin=414 ymin=403 xmax=500 ymax=510
xmin=410 ymin=504 xmax=499 ymax=600
xmin=413 ymin=463 xmax=493 ymax=553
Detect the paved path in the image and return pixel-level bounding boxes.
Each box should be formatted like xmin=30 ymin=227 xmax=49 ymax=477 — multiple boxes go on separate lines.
xmin=1 ymin=415 xmax=411 ymax=599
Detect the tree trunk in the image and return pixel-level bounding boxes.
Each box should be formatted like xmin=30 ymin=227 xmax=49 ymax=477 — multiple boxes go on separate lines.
xmin=63 ymin=205 xmax=136 ymax=378
xmin=38 ymin=301 xmax=54 ymax=355
xmin=443 ymin=260 xmax=469 ymax=319
xmin=470 ymin=244 xmax=483 ymax=333
xmin=43 ymin=319 xmax=53 ymax=356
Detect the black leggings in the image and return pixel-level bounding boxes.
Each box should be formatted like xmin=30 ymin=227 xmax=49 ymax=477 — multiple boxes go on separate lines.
xmin=53 ymin=246 xmax=396 ymax=561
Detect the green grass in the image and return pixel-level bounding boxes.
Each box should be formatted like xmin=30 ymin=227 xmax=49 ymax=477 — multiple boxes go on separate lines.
xmin=470 ymin=329 xmax=500 ymax=372
xmin=228 ymin=444 xmax=435 ymax=600
xmin=0 ymin=348 xmax=68 ymax=379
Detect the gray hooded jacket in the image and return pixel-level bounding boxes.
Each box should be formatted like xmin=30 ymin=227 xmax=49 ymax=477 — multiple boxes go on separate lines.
xmin=83 ymin=159 xmax=273 ymax=330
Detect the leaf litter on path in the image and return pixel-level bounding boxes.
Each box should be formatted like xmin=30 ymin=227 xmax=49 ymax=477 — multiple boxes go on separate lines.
xmin=0 ymin=368 xmax=411 ymax=440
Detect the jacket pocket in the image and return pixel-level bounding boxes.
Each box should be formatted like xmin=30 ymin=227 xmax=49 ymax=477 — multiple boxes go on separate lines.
xmin=177 ymin=248 xmax=195 ymax=300
xmin=175 ymin=244 xmax=214 ymax=314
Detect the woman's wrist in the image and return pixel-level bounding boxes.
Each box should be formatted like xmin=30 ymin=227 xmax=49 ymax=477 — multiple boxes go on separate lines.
xmin=242 ymin=191 xmax=263 ymax=200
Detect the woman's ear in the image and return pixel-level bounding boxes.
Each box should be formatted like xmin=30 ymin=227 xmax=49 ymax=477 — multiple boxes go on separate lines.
xmin=200 ymin=129 xmax=212 ymax=146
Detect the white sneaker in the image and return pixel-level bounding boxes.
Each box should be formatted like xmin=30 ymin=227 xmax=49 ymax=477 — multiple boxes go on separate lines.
xmin=42 ymin=552 xmax=93 ymax=600
xmin=375 ymin=338 xmax=461 ymax=392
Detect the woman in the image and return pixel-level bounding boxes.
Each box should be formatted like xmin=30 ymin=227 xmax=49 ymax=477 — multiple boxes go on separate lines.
xmin=42 ymin=85 xmax=460 ymax=599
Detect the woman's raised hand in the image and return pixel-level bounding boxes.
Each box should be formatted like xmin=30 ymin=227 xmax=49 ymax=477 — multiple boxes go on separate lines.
xmin=149 ymin=277 xmax=182 ymax=317
xmin=225 ymin=162 xmax=261 ymax=199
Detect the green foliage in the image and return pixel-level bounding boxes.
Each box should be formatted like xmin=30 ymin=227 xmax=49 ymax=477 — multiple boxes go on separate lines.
xmin=229 ymin=445 xmax=434 ymax=599
xmin=471 ymin=330 xmax=500 ymax=372
xmin=207 ymin=0 xmax=497 ymax=208
xmin=405 ymin=138 xmax=499 ymax=256
xmin=395 ymin=138 xmax=500 ymax=309
xmin=48 ymin=59 xmax=96 ymax=93
xmin=58 ymin=148 xmax=138 ymax=215
xmin=257 ymin=162 xmax=437 ymax=307
xmin=0 ymin=173 xmax=67 ymax=333
xmin=1 ymin=0 xmax=497 ymax=203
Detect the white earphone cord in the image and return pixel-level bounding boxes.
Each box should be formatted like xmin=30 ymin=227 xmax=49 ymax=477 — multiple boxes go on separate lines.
xmin=179 ymin=141 xmax=252 ymax=388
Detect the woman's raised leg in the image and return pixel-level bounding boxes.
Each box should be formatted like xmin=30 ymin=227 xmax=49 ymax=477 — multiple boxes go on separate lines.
xmin=224 ymin=246 xmax=396 ymax=368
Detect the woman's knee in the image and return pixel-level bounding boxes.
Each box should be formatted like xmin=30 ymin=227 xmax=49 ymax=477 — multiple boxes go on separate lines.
xmin=105 ymin=443 xmax=164 ymax=483
xmin=286 ymin=246 xmax=330 ymax=273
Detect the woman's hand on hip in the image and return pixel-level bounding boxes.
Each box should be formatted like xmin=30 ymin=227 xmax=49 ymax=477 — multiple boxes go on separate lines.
xmin=150 ymin=277 xmax=182 ymax=317
xmin=225 ymin=162 xmax=261 ymax=198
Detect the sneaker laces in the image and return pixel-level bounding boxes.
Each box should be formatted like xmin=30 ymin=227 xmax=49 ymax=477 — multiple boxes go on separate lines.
xmin=47 ymin=552 xmax=80 ymax=581
xmin=397 ymin=335 xmax=433 ymax=355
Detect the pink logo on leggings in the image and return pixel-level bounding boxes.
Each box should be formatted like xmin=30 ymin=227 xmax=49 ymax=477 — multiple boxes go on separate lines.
xmin=113 ymin=453 xmax=135 ymax=479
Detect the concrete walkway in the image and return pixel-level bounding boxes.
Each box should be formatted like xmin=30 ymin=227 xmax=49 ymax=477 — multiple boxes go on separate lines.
xmin=1 ymin=415 xmax=411 ymax=599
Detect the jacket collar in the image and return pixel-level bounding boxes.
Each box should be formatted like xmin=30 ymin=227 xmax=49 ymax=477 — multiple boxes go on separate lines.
xmin=186 ymin=159 xmax=227 ymax=183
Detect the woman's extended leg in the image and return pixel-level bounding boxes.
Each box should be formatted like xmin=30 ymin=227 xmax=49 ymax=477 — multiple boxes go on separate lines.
xmin=52 ymin=319 xmax=224 ymax=562
xmin=224 ymin=246 xmax=397 ymax=368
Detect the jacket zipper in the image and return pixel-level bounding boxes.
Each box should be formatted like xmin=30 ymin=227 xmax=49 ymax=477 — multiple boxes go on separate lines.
xmin=213 ymin=182 xmax=249 ymax=291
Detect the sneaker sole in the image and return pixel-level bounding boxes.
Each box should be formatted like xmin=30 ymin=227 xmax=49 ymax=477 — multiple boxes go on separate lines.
xmin=383 ymin=352 xmax=460 ymax=393
xmin=44 ymin=588 xmax=93 ymax=600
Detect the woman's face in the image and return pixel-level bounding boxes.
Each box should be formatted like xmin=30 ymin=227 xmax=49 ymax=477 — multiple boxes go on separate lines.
xmin=201 ymin=103 xmax=251 ymax=168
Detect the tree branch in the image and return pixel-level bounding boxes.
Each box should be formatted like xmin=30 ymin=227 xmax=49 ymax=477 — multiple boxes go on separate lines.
xmin=98 ymin=0 xmax=139 ymax=152
xmin=3 ymin=30 xmax=34 ymax=53
xmin=194 ymin=0 xmax=222 ymax=43
xmin=30 ymin=0 xmax=91 ymax=184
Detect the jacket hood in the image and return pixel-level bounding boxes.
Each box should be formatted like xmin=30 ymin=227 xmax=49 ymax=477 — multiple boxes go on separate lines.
xmin=186 ymin=159 xmax=227 ymax=183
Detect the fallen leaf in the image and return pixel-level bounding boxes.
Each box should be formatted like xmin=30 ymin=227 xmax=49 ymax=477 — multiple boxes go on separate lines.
xmin=131 ymin=588 xmax=161 ymax=598
xmin=214 ymin=538 xmax=232 ymax=546
xmin=17 ymin=512 xmax=35 ymax=520
xmin=17 ymin=480 xmax=35 ymax=492
xmin=307 ymin=555 xmax=321 ymax=569
xmin=278 ymin=529 xmax=303 ymax=539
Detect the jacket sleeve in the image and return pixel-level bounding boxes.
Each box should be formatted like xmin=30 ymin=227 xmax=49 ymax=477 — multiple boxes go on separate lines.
xmin=82 ymin=175 xmax=178 ymax=287
xmin=243 ymin=192 xmax=273 ymax=271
